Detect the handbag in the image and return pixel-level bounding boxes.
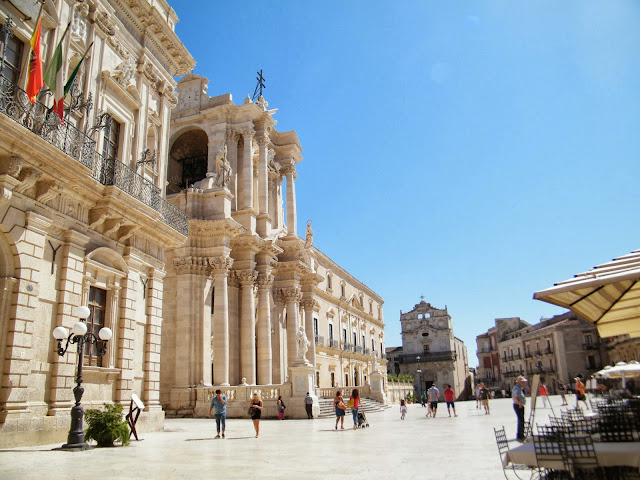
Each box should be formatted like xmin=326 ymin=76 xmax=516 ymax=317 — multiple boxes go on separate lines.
xmin=347 ymin=398 xmax=354 ymax=409
xmin=337 ymin=401 xmax=346 ymax=410
xmin=248 ymin=406 xmax=255 ymax=416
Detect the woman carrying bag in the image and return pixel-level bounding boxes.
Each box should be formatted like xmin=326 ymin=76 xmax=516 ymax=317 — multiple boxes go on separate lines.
xmin=248 ymin=392 xmax=263 ymax=437
xmin=334 ymin=390 xmax=346 ymax=429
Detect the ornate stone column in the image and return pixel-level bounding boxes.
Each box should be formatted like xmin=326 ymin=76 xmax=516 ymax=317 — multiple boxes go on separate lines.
xmin=256 ymin=273 xmax=273 ymax=385
xmin=283 ymin=164 xmax=297 ymax=236
xmin=211 ymin=256 xmax=233 ymax=386
xmin=302 ymin=299 xmax=316 ymax=367
xmin=241 ymin=129 xmax=254 ymax=210
xmin=256 ymin=133 xmax=271 ymax=236
xmin=282 ymin=287 xmax=301 ymax=376
xmin=238 ymin=269 xmax=258 ymax=384
xmin=227 ymin=272 xmax=240 ymax=385
xmin=271 ymin=294 xmax=284 ymax=384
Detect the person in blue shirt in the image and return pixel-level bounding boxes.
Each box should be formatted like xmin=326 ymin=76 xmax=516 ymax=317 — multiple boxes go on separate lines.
xmin=208 ymin=389 xmax=227 ymax=439
xmin=512 ymin=376 xmax=527 ymax=442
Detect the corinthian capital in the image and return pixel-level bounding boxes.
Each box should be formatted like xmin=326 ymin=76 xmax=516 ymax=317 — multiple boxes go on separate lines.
xmin=257 ymin=273 xmax=274 ymax=288
xmin=173 ymin=256 xmax=209 ymax=275
xmin=235 ymin=269 xmax=258 ymax=285
xmin=301 ymin=299 xmax=316 ymax=310
xmin=280 ymin=287 xmax=302 ymax=302
xmin=209 ymin=256 xmax=233 ymax=275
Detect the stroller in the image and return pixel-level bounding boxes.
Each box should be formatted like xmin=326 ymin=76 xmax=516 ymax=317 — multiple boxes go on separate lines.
xmin=357 ymin=411 xmax=369 ymax=428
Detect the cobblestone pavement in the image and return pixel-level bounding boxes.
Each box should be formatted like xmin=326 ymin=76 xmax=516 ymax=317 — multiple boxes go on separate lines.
xmin=0 ymin=396 xmax=570 ymax=480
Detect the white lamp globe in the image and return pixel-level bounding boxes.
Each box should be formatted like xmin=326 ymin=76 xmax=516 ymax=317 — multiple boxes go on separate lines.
xmin=76 ymin=306 xmax=91 ymax=320
xmin=53 ymin=326 xmax=69 ymax=340
xmin=72 ymin=322 xmax=88 ymax=336
xmin=98 ymin=327 xmax=113 ymax=341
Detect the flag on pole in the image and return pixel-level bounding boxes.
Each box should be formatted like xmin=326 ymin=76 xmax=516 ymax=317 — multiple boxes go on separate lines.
xmin=25 ymin=19 xmax=44 ymax=102
xmin=43 ymin=23 xmax=71 ymax=122
xmin=63 ymin=42 xmax=93 ymax=97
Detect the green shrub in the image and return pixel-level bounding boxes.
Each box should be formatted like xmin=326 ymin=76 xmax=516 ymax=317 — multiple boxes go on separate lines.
xmin=85 ymin=403 xmax=130 ymax=447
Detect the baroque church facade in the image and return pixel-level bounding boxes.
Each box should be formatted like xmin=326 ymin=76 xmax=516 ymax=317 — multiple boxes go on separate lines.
xmin=161 ymin=74 xmax=386 ymax=418
xmin=386 ymin=301 xmax=470 ymax=400
xmin=0 ymin=0 xmax=385 ymax=446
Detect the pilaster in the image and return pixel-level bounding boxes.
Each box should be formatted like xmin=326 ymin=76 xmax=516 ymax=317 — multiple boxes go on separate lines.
xmin=211 ymin=256 xmax=233 ymax=386
xmin=237 ymin=269 xmax=257 ymax=384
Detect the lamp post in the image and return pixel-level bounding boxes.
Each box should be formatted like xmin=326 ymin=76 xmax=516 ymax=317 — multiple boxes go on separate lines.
xmin=52 ymin=306 xmax=112 ymax=450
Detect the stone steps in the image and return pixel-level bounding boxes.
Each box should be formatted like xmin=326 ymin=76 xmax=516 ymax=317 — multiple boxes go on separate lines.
xmin=164 ymin=408 xmax=195 ymax=418
xmin=317 ymin=397 xmax=390 ymax=418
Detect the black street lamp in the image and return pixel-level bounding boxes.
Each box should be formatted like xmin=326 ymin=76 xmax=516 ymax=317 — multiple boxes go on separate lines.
xmin=52 ymin=306 xmax=112 ymax=451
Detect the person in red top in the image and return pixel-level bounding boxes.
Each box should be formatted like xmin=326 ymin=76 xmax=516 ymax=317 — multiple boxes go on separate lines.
xmin=539 ymin=383 xmax=549 ymax=408
xmin=444 ymin=384 xmax=457 ymax=417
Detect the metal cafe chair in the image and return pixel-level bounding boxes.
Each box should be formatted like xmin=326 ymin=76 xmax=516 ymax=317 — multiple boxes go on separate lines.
xmin=494 ymin=426 xmax=537 ymax=480
xmin=532 ymin=433 xmax=571 ymax=480
xmin=561 ymin=434 xmax=605 ymax=480
xmin=598 ymin=405 xmax=635 ymax=442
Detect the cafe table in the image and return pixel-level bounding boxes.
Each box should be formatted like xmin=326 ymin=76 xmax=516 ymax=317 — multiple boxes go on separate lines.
xmin=503 ymin=440 xmax=640 ymax=471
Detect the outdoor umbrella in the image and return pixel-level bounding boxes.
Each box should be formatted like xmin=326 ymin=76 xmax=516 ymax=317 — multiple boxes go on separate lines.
xmin=533 ymin=249 xmax=640 ymax=338
xmin=595 ymin=361 xmax=640 ymax=388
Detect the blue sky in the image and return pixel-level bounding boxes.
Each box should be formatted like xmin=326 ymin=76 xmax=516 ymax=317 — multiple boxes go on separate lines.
xmin=172 ymin=1 xmax=640 ymax=363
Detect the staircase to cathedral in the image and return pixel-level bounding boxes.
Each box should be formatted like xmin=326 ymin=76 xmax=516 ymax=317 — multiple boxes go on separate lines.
xmin=317 ymin=397 xmax=390 ymax=418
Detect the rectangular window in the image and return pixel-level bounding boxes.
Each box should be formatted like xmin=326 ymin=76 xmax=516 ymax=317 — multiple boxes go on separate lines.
xmin=313 ymin=318 xmax=318 ymax=337
xmin=327 ymin=275 xmax=332 ymax=289
xmin=328 ymin=324 xmax=333 ymax=341
xmin=0 ymin=34 xmax=24 ymax=84
xmin=585 ymin=335 xmax=592 ymax=346
xmin=362 ymin=334 xmax=365 ymax=347
xmin=86 ymin=286 xmax=107 ymax=367
xmin=102 ymin=117 xmax=121 ymax=160
xmin=423 ymin=344 xmax=430 ymax=353
xmin=587 ymin=355 xmax=596 ymax=370
xmin=343 ymin=329 xmax=347 ymax=344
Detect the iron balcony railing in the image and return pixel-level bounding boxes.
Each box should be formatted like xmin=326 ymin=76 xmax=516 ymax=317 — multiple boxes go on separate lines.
xmin=0 ymin=75 xmax=188 ymax=236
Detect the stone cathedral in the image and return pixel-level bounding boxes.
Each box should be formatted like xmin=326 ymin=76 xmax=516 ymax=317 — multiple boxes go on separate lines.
xmin=160 ymin=74 xmax=386 ymax=418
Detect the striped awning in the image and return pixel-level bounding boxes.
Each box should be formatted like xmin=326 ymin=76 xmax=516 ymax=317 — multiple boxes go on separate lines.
xmin=533 ymin=249 xmax=640 ymax=338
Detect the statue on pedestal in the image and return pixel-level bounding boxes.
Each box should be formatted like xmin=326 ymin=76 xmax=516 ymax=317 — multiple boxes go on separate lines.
xmin=304 ymin=221 xmax=313 ymax=248
xmin=296 ymin=326 xmax=310 ymax=363
xmin=215 ymin=144 xmax=231 ymax=187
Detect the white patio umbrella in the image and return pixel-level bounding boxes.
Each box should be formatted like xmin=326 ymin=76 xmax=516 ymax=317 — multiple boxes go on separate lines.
xmin=595 ymin=361 xmax=640 ymax=388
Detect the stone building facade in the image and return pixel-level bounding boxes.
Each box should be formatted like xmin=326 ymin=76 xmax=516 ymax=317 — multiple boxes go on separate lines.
xmin=160 ymin=74 xmax=386 ymax=418
xmin=386 ymin=301 xmax=470 ymax=400
xmin=497 ymin=312 xmax=609 ymax=394
xmin=0 ymin=0 xmax=193 ymax=447
xmin=475 ymin=326 xmax=502 ymax=391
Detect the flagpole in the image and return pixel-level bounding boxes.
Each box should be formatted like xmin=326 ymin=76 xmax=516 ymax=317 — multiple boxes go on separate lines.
xmin=31 ymin=1 xmax=45 ymax=38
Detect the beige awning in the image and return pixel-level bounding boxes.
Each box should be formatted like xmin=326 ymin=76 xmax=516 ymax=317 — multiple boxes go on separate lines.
xmin=533 ymin=249 xmax=640 ymax=338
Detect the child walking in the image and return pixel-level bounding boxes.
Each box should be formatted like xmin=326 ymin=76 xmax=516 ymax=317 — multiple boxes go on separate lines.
xmin=400 ymin=399 xmax=407 ymax=420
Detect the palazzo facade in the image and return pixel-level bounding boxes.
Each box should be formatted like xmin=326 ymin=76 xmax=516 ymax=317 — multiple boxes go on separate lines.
xmin=0 ymin=0 xmax=193 ymax=447
xmin=161 ymin=74 xmax=386 ymax=416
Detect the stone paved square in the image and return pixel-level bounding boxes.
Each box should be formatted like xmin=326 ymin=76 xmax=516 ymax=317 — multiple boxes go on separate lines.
xmin=0 ymin=397 xmax=564 ymax=480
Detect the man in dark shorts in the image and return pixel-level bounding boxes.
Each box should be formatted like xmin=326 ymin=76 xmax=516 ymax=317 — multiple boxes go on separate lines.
xmin=427 ymin=384 xmax=439 ymax=417
xmin=444 ymin=384 xmax=457 ymax=417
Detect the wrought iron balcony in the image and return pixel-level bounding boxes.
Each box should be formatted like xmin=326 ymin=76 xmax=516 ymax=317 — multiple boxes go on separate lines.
xmin=0 ymin=75 xmax=188 ymax=236
xmin=329 ymin=339 xmax=339 ymax=349
xmin=315 ymin=336 xmax=324 ymax=346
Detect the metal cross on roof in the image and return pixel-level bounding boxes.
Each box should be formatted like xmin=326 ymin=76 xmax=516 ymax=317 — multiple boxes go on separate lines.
xmin=252 ymin=69 xmax=265 ymax=102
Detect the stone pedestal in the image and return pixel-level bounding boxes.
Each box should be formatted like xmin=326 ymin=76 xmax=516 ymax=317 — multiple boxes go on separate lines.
xmin=369 ymin=372 xmax=387 ymax=404
xmin=288 ymin=364 xmax=318 ymax=419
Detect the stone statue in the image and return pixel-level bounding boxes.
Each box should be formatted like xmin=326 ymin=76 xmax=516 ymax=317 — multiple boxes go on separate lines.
xmin=304 ymin=221 xmax=313 ymax=248
xmin=372 ymin=351 xmax=378 ymax=370
xmin=296 ymin=326 xmax=310 ymax=362
xmin=215 ymin=144 xmax=231 ymax=187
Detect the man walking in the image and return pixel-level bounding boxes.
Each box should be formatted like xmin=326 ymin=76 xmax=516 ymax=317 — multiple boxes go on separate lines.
xmin=512 ymin=376 xmax=527 ymax=442
xmin=427 ymin=384 xmax=440 ymax=417
xmin=478 ymin=382 xmax=490 ymax=414
xmin=304 ymin=392 xmax=314 ymax=419
xmin=444 ymin=384 xmax=457 ymax=417
xmin=208 ymin=389 xmax=227 ymax=438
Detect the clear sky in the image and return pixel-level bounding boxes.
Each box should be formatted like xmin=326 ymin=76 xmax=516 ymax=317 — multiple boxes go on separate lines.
xmin=172 ymin=1 xmax=640 ymax=364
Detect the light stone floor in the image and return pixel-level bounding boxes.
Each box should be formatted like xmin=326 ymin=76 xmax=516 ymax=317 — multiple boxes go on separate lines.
xmin=0 ymin=396 xmax=573 ymax=480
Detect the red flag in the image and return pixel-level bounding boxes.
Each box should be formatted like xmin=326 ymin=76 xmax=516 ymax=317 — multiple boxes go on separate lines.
xmin=26 ymin=18 xmax=43 ymax=102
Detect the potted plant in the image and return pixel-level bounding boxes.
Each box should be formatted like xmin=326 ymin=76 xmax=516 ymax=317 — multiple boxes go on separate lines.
xmin=84 ymin=403 xmax=130 ymax=447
